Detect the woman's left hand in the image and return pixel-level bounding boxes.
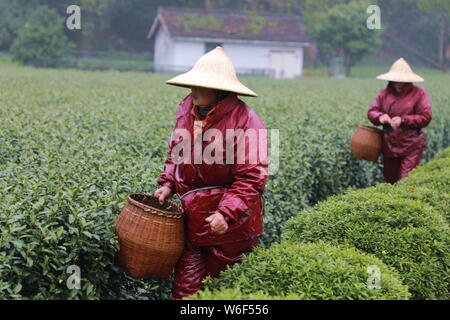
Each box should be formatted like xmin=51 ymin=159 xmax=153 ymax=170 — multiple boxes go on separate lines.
xmin=390 ymin=116 xmax=402 ymax=130
xmin=205 ymin=212 xmax=229 ymax=235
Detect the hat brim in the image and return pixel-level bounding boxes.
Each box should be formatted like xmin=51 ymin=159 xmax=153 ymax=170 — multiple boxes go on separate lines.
xmin=376 ymin=72 xmax=424 ymax=82
xmin=166 ymin=70 xmax=258 ymax=97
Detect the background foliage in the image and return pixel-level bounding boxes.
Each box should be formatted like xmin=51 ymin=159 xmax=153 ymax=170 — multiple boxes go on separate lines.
xmin=10 ymin=6 xmax=72 ymax=67
xmin=0 ymin=0 xmax=448 ymax=70
xmin=304 ymin=0 xmax=382 ymax=75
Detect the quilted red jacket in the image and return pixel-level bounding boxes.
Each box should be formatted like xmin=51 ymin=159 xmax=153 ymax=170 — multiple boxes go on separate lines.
xmin=368 ymin=83 xmax=432 ymax=157
xmin=157 ymin=93 xmax=268 ymax=246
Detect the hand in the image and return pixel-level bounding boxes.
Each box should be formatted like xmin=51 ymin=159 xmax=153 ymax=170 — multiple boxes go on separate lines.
xmin=154 ymin=186 xmax=172 ymax=205
xmin=379 ymin=114 xmax=391 ymax=124
xmin=390 ymin=116 xmax=402 ymax=130
xmin=205 ymin=212 xmax=228 ymax=235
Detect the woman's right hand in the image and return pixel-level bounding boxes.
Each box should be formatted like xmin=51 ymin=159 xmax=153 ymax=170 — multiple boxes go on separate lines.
xmin=154 ymin=186 xmax=172 ymax=205
xmin=379 ymin=114 xmax=391 ymax=124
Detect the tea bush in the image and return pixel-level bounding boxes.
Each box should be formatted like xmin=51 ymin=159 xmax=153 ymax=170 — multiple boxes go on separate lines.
xmin=1 ymin=63 xmax=449 ymax=299
xmin=397 ymin=148 xmax=450 ymax=223
xmin=196 ymin=242 xmax=410 ymax=300
xmin=0 ymin=67 xmax=175 ymax=299
xmin=377 ymin=184 xmax=449 ymax=223
xmin=398 ymin=158 xmax=450 ymax=196
xmin=186 ymin=287 xmax=303 ymax=300
xmin=433 ymin=147 xmax=450 ymax=160
xmin=282 ymin=187 xmax=449 ymax=299
xmin=199 ymin=148 xmax=449 ymax=301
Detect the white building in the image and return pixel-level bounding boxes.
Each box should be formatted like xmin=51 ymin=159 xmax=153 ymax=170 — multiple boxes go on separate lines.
xmin=147 ymin=7 xmax=310 ymax=78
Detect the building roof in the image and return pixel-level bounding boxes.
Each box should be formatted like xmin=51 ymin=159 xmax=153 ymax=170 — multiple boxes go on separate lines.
xmin=147 ymin=7 xmax=310 ymax=44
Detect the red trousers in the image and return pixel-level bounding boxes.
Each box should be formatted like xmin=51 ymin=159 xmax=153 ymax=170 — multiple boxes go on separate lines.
xmin=383 ymin=148 xmax=423 ymax=184
xmin=171 ymin=237 xmax=258 ymax=300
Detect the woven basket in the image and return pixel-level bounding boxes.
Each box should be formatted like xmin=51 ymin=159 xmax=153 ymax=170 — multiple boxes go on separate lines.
xmin=115 ymin=193 xmax=184 ymax=279
xmin=350 ymin=125 xmax=382 ymax=162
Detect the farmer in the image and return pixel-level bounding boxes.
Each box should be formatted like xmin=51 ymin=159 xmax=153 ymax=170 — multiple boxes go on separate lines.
xmin=368 ymin=58 xmax=432 ymax=184
xmin=154 ymin=47 xmax=268 ymax=299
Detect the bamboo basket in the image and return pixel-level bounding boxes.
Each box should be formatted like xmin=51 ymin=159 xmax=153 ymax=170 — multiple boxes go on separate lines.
xmin=115 ymin=193 xmax=184 ymax=279
xmin=350 ymin=125 xmax=382 ymax=162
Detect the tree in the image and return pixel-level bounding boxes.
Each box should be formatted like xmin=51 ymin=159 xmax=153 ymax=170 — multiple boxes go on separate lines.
xmin=0 ymin=0 xmax=38 ymax=51
xmin=417 ymin=0 xmax=450 ymax=70
xmin=10 ymin=6 xmax=72 ymax=66
xmin=76 ymin=0 xmax=116 ymax=54
xmin=376 ymin=0 xmax=436 ymax=68
xmin=304 ymin=0 xmax=381 ymax=76
xmin=238 ymin=0 xmax=306 ymax=15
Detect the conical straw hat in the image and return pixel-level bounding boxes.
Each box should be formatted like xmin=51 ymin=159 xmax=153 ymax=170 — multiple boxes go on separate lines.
xmin=166 ymin=47 xmax=257 ymax=97
xmin=376 ymin=58 xmax=424 ymax=82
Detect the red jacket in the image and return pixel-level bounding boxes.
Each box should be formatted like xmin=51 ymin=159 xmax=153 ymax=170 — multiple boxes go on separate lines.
xmin=157 ymin=93 xmax=268 ymax=246
xmin=368 ymin=83 xmax=432 ymax=157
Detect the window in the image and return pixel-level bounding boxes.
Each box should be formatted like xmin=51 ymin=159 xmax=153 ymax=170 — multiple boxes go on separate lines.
xmin=205 ymin=42 xmax=223 ymax=53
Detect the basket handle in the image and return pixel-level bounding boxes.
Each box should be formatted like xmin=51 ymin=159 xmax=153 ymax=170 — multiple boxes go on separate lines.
xmin=143 ymin=207 xmax=183 ymax=219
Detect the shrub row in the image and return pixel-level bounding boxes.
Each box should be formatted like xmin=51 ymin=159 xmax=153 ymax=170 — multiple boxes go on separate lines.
xmin=186 ymin=288 xmax=304 ymax=300
xmin=191 ymin=242 xmax=410 ymax=300
xmin=398 ymin=159 xmax=450 ymax=202
xmin=281 ymin=147 xmax=450 ymax=300
xmin=193 ymin=147 xmax=449 ymax=300
xmin=398 ymin=147 xmax=449 ymax=223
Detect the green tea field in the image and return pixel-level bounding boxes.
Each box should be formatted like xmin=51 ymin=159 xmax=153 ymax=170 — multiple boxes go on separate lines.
xmin=1 ymin=62 xmax=449 ymax=299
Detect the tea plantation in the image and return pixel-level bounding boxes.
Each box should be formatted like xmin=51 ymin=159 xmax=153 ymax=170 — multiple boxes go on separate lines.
xmin=0 ymin=62 xmax=449 ymax=299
